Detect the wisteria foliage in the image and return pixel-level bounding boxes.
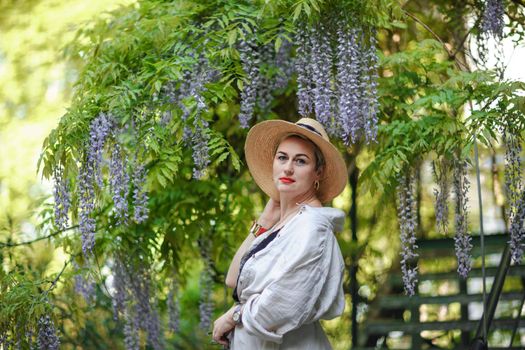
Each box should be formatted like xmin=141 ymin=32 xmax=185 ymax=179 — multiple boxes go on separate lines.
xmin=396 ymin=171 xmax=419 ymax=296
xmin=453 ymin=159 xmax=472 ymax=278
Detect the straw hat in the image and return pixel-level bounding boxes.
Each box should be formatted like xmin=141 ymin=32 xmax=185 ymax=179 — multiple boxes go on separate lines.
xmin=245 ymin=118 xmax=348 ymax=203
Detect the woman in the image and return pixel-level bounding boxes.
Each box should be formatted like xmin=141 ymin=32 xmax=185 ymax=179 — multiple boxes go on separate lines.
xmin=212 ymin=118 xmax=348 ymax=349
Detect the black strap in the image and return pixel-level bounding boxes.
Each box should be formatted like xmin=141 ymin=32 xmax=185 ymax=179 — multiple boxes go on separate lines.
xmin=296 ymin=123 xmax=322 ymax=137
xmin=232 ymin=228 xmax=281 ymax=302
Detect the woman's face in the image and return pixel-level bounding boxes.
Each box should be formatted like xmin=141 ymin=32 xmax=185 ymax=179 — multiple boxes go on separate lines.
xmin=272 ymin=136 xmax=321 ymax=200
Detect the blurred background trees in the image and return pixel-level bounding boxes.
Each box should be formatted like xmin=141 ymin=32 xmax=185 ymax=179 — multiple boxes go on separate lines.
xmin=1 ymin=0 xmax=524 ymax=349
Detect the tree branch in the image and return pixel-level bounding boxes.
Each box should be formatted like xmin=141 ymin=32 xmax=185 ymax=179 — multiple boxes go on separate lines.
xmin=0 ymin=225 xmax=79 ymax=248
xmin=403 ymin=9 xmax=470 ymax=71
xmin=42 ymin=256 xmax=72 ymax=297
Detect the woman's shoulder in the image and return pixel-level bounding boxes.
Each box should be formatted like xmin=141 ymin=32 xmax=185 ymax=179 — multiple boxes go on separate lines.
xmin=296 ymin=205 xmax=346 ymax=233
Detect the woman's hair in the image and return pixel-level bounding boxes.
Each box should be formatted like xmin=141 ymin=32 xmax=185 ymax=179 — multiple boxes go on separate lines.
xmin=274 ymin=133 xmax=326 ymax=173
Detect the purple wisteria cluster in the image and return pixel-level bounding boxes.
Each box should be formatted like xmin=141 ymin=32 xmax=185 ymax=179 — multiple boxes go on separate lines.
xmin=432 ymin=159 xmax=451 ymax=235
xmin=89 ymin=113 xmax=113 ymax=187
xmin=199 ymin=270 xmax=214 ymax=331
xmin=396 ymin=171 xmax=419 ymax=296
xmin=191 ymin=117 xmax=211 ymax=180
xmin=198 ymin=238 xmax=214 ymax=330
xmin=310 ymin=24 xmax=334 ymax=130
xmin=78 ymin=159 xmax=97 ymax=258
xmin=110 ymin=141 xmax=130 ymax=226
xmin=295 ymin=26 xmax=314 ymax=118
xmin=53 ymin=166 xmax=70 ymax=231
xmin=237 ymin=31 xmax=294 ymax=128
xmin=295 ymin=20 xmax=379 ymax=144
xmin=273 ymin=39 xmax=294 ymax=91
xmin=453 ymin=159 xmax=472 ymax=278
xmin=504 ymin=132 xmax=525 ymax=262
xmin=167 ymin=280 xmax=181 ymax=333
xmin=37 ymin=315 xmax=60 ymax=350
xmin=252 ymin=44 xmax=276 ymax=113
xmin=111 ymin=257 xmax=164 ymax=350
xmin=72 ymin=113 xmax=151 ymax=259
xmin=160 ymin=55 xmax=217 ymax=179
xmin=73 ymin=262 xmax=96 ymax=303
xmin=78 ymin=112 xmax=113 ymax=258
xmin=481 ymin=0 xmax=505 ymax=38
xmin=132 ymin=163 xmax=149 ymax=223
xmin=238 ymin=35 xmax=261 ymax=129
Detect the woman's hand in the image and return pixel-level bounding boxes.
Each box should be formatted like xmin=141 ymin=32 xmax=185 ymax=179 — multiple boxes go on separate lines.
xmin=212 ymin=305 xmax=236 ymax=346
xmin=258 ymin=198 xmax=280 ymax=229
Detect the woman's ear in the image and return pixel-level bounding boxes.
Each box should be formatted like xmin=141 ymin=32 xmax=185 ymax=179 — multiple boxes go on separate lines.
xmin=316 ymin=166 xmax=324 ymax=179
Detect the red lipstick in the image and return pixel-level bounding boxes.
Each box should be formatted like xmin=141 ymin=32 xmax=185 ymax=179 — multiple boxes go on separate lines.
xmin=279 ymin=177 xmax=295 ymax=183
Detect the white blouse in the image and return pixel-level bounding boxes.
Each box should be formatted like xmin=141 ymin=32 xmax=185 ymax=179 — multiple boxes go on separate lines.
xmin=231 ymin=205 xmax=346 ymax=349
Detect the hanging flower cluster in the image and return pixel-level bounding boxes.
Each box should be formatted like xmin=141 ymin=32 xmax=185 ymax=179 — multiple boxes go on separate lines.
xmin=504 ymin=132 xmax=525 ymax=262
xmin=160 ymin=53 xmax=217 ymax=179
xmin=52 ymin=166 xmax=70 ymax=231
xmin=53 ymin=113 xmax=151 ymax=260
xmin=396 ymin=171 xmax=419 ymax=296
xmin=273 ymin=39 xmax=294 ymax=91
xmin=481 ymin=0 xmax=505 ymax=38
xmin=37 ymin=315 xmax=60 ymax=350
xmin=111 ymin=258 xmax=164 ymax=350
xmin=453 ymin=159 xmax=472 ymax=278
xmin=132 ymin=162 xmax=149 ymax=223
xmin=167 ymin=279 xmax=181 ymax=333
xmin=110 ymin=141 xmax=130 ymax=226
xmin=238 ymin=35 xmax=262 ymax=129
xmin=198 ymin=238 xmax=214 ymax=330
xmin=310 ymin=23 xmax=334 ymax=130
xmin=432 ymin=158 xmax=451 ymax=235
xmin=78 ymin=112 xmax=113 ymax=258
xmin=295 ymin=19 xmax=379 ymax=144
xmin=73 ymin=262 xmax=96 ymax=303
xmin=237 ymin=31 xmax=294 ymax=128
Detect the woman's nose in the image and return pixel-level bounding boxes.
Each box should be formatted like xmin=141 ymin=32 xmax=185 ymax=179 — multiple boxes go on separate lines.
xmin=284 ymin=161 xmax=294 ymax=174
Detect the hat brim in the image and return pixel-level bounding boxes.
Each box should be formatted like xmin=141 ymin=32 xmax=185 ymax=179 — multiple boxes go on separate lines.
xmin=245 ymin=120 xmax=348 ymax=203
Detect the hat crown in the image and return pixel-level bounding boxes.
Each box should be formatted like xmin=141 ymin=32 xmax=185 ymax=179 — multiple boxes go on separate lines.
xmin=294 ymin=118 xmax=329 ymax=141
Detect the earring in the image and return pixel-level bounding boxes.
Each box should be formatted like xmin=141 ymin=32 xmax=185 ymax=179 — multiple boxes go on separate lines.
xmin=314 ymin=180 xmax=320 ymax=190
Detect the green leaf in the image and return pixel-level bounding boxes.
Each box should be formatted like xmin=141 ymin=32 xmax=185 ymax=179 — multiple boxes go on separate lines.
xmin=274 ymin=36 xmax=282 ymax=53
xmin=292 ymin=3 xmax=303 ymax=22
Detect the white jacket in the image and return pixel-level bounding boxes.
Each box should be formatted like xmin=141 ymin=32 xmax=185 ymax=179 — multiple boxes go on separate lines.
xmin=231 ymin=205 xmax=346 ymax=349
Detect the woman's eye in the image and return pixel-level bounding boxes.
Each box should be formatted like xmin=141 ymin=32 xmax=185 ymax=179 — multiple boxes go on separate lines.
xmin=277 ymin=155 xmax=287 ymax=161
xmin=296 ymin=158 xmax=306 ymax=165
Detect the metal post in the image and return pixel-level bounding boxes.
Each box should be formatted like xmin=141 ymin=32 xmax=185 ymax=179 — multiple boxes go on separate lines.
xmin=350 ymin=167 xmax=359 ymax=348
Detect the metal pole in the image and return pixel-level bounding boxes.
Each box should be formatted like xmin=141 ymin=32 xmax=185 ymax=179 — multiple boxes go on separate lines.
xmin=350 ymin=167 xmax=359 ymax=348
xmin=474 ymin=244 xmax=512 ymax=338
xmin=473 ymin=135 xmax=488 ymax=341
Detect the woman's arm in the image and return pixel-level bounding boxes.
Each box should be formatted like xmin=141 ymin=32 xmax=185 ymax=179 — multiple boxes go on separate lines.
xmin=225 ymin=231 xmax=256 ymax=288
xmin=225 ymin=199 xmax=280 ymax=288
